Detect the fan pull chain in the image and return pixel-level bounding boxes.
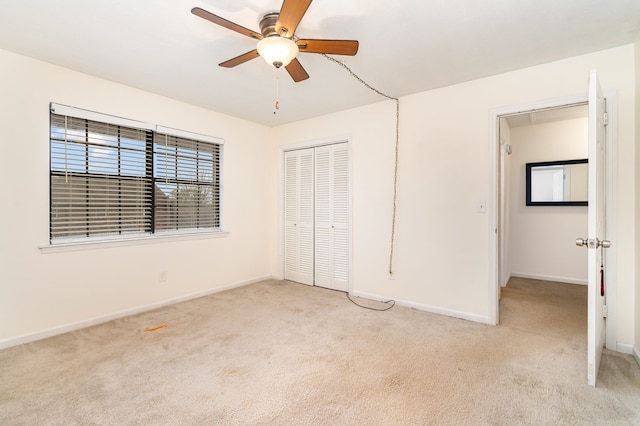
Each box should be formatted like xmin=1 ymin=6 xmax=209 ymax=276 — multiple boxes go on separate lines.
xmin=273 ymin=68 xmax=280 ymax=114
xmin=322 ymin=54 xmax=400 ymax=276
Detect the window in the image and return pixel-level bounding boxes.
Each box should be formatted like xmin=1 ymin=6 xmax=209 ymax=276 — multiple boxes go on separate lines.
xmin=153 ymin=132 xmax=221 ymax=231
xmin=49 ymin=104 xmax=222 ymax=243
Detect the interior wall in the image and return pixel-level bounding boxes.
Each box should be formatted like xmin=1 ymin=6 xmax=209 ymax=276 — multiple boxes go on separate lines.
xmin=0 ymin=49 xmax=278 ymax=347
xmin=508 ymin=118 xmax=588 ymax=284
xmin=273 ymin=45 xmax=636 ymax=344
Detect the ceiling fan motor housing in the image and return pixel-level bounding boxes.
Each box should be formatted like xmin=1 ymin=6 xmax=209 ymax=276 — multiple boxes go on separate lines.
xmin=259 ymin=13 xmax=282 ymax=38
xmin=257 ymin=12 xmax=299 ymax=68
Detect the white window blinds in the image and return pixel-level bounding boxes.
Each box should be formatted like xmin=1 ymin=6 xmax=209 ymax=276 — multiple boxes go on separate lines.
xmin=50 ymin=114 xmax=153 ymax=240
xmin=153 ymin=132 xmax=221 ymax=232
xmin=49 ymin=105 xmax=222 ymax=242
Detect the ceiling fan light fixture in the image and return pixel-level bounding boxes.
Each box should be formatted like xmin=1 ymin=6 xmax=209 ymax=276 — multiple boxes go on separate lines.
xmin=257 ymin=36 xmax=299 ymax=68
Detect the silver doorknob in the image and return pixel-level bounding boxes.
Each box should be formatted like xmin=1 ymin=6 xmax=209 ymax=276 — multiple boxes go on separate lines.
xmin=576 ymin=238 xmax=612 ymax=248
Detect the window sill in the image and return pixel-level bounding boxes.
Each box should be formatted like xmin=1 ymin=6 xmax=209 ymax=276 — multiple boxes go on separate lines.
xmin=39 ymin=230 xmax=229 ymax=254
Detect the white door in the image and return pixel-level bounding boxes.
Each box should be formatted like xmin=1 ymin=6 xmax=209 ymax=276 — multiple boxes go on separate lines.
xmin=284 ymin=148 xmax=314 ymax=285
xmin=583 ymin=69 xmax=609 ymax=386
xmin=314 ymin=143 xmax=349 ymax=291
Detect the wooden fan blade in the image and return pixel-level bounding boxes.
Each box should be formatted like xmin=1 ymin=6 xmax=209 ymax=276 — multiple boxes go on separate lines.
xmin=192 ymin=7 xmax=262 ymax=40
xmin=276 ymin=0 xmax=312 ymax=38
xmin=219 ymin=50 xmax=260 ymax=68
xmin=285 ymin=58 xmax=310 ymax=82
xmin=296 ymin=39 xmax=359 ymax=56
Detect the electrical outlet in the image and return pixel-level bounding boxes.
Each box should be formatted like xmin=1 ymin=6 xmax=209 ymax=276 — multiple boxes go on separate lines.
xmin=159 ymin=271 xmax=167 ymax=282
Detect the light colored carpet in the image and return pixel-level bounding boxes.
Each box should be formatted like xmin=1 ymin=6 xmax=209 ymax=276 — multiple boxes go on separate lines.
xmin=1 ymin=277 xmax=639 ymax=425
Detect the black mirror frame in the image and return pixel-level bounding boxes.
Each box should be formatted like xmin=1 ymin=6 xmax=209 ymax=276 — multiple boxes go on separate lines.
xmin=525 ymin=159 xmax=588 ymax=206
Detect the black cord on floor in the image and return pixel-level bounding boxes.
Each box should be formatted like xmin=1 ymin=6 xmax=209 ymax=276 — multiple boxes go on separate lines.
xmin=346 ymin=293 xmax=395 ymax=311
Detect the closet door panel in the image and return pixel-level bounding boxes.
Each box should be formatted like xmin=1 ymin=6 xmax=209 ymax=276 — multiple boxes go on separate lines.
xmin=314 ymin=143 xmax=349 ymax=291
xmin=283 ymin=148 xmax=314 ymax=285
xmin=283 ymin=152 xmax=298 ymax=281
xmin=297 ymin=150 xmax=315 ymax=284
xmin=314 ymin=147 xmax=332 ymax=288
xmin=331 ymin=144 xmax=350 ymax=290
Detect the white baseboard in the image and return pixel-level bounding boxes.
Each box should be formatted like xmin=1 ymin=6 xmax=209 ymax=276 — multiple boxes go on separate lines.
xmin=510 ymin=272 xmax=587 ymax=286
xmin=612 ymin=343 xmax=640 ymax=369
xmin=0 ymin=275 xmax=274 ymax=351
xmin=615 ymin=342 xmax=634 ymax=355
xmin=501 ymin=272 xmax=512 ymax=288
xmin=351 ymin=290 xmax=489 ymax=324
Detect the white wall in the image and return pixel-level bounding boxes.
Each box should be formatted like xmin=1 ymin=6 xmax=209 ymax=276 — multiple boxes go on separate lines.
xmin=273 ymin=45 xmax=636 ymax=344
xmin=507 ymin=118 xmax=588 ymax=284
xmin=0 ymin=49 xmax=278 ymax=347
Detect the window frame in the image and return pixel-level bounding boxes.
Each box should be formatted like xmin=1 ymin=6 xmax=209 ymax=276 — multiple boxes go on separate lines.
xmin=42 ymin=103 xmax=226 ymax=253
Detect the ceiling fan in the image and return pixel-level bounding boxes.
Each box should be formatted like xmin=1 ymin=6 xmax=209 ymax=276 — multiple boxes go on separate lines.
xmin=192 ymin=0 xmax=359 ymax=82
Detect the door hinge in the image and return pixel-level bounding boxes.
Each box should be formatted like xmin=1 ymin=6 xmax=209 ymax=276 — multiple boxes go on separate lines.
xmin=602 ymin=305 xmax=608 ymax=318
xmin=603 ymin=112 xmax=609 ymax=126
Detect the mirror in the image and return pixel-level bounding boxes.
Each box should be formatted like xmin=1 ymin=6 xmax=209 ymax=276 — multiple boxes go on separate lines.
xmin=526 ymin=159 xmax=588 ymax=206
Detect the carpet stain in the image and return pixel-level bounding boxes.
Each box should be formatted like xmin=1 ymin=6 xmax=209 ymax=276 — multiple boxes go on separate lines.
xmin=143 ymin=324 xmax=168 ymax=332
xmin=219 ymin=333 xmax=240 ymax=343
xmin=223 ymin=368 xmax=248 ymax=377
xmin=384 ymin=374 xmax=404 ymax=389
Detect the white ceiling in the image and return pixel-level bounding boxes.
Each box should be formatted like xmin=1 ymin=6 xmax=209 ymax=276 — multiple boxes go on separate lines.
xmin=1 ymin=0 xmax=639 ymax=127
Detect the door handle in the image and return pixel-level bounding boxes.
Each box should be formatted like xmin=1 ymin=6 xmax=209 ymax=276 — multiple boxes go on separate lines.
xmin=576 ymin=238 xmax=612 ymax=248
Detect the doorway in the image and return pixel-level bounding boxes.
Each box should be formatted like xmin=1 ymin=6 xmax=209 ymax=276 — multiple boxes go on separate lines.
xmin=500 ymin=104 xmax=589 ymax=289
xmin=489 ymin=93 xmax=618 ymax=349
xmin=497 ymin=105 xmax=590 ymax=366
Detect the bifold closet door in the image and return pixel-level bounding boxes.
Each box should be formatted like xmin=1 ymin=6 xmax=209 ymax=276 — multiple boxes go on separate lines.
xmin=314 ymin=143 xmax=349 ymax=292
xmin=284 ymin=148 xmax=314 ymax=285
